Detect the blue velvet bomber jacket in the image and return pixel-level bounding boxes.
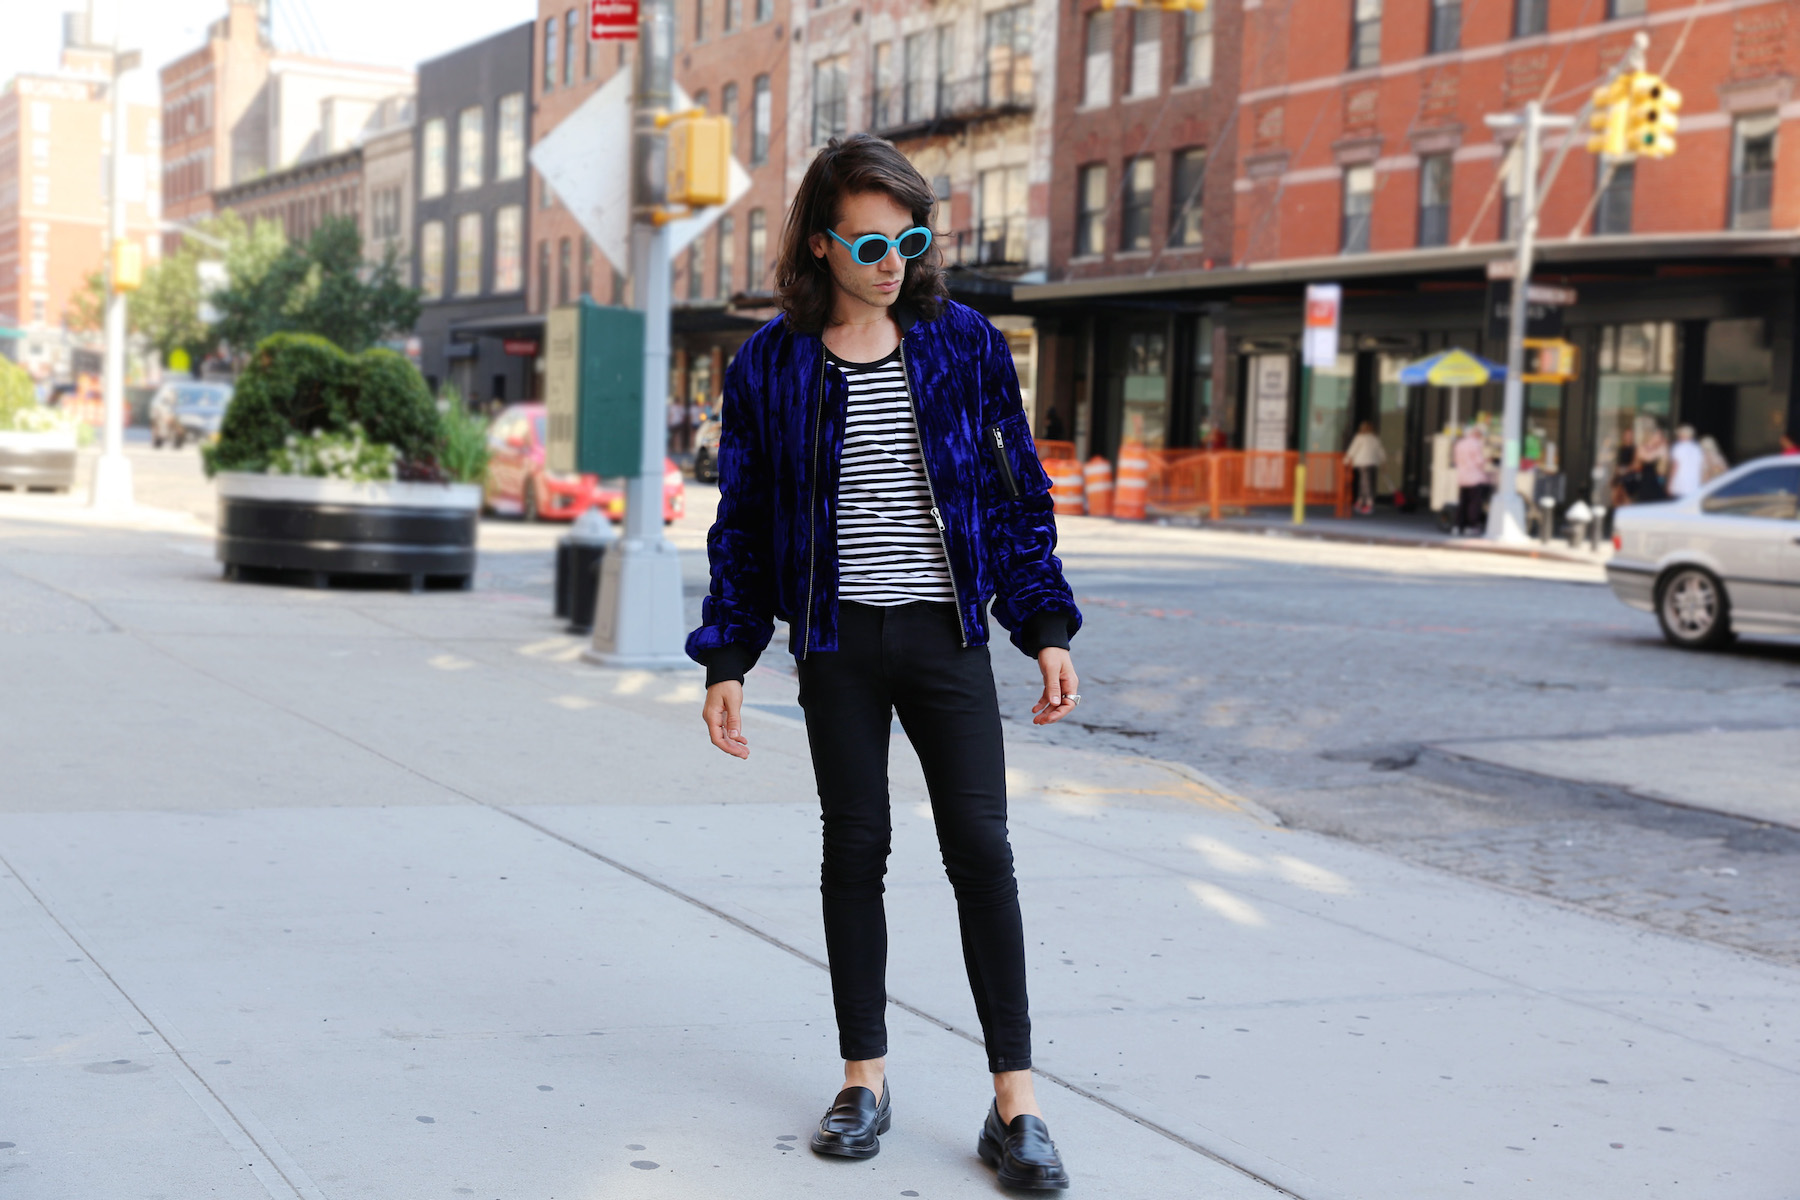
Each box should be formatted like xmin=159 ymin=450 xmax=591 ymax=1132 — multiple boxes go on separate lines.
xmin=685 ymin=298 xmax=1082 ymax=684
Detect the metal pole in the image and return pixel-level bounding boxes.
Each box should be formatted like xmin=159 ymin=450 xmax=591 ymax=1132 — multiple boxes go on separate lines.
xmin=1487 ymin=102 xmax=1540 ymax=543
xmin=588 ymin=0 xmax=691 ymax=668
xmin=1292 ymin=364 xmax=1311 ymax=524
xmin=91 ymin=48 xmax=136 ymax=509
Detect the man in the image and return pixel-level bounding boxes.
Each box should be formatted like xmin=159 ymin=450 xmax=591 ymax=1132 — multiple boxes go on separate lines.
xmin=1667 ymin=424 xmax=1704 ymax=499
xmin=688 ymin=135 xmax=1078 ymax=1190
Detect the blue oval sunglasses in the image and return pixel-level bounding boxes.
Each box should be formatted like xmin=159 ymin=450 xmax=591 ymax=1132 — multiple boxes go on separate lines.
xmin=828 ymin=225 xmax=934 ymax=266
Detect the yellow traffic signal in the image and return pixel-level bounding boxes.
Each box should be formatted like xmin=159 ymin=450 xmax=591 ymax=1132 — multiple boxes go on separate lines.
xmin=1626 ymin=72 xmax=1681 ymax=159
xmin=666 ymin=113 xmax=731 ymax=208
xmin=1586 ymin=76 xmax=1630 ymax=157
xmin=110 ymin=240 xmax=142 ymax=292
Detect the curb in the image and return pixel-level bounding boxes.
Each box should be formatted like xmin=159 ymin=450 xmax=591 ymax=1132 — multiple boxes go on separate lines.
xmin=1131 ymin=756 xmax=1286 ymax=827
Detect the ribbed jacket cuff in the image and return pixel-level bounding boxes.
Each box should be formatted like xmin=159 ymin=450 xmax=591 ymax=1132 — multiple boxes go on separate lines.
xmin=1021 ymin=609 xmax=1075 ymax=657
xmin=700 ymin=643 xmax=760 ymax=687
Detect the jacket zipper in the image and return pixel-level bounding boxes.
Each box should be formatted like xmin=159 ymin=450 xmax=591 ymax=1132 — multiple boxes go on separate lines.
xmin=898 ymin=343 xmax=969 ymax=648
xmin=989 ymin=423 xmax=1020 ymax=498
xmin=800 ymin=357 xmax=828 ymax=659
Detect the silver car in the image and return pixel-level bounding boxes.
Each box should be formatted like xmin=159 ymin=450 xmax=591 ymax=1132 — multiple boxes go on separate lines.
xmin=1606 ymin=455 xmax=1800 ymax=648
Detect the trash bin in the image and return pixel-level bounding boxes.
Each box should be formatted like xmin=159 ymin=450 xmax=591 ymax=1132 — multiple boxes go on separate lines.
xmin=557 ymin=508 xmax=615 ymax=635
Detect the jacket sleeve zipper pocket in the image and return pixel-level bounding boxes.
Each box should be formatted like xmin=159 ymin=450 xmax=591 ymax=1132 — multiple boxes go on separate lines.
xmin=989 ymin=424 xmax=1021 ymax=498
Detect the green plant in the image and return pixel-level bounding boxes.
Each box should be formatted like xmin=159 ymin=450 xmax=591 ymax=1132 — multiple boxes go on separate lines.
xmin=205 ymin=333 xmax=442 ymax=478
xmin=209 ymin=216 xmax=420 ymax=357
xmin=0 ymin=358 xmax=35 ymax=427
xmin=266 ymin=424 xmax=397 ymax=482
xmin=434 ymin=389 xmax=491 ymax=486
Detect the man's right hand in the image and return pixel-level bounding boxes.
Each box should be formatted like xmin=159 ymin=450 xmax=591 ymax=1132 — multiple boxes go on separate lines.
xmin=702 ymin=681 xmax=750 ymax=759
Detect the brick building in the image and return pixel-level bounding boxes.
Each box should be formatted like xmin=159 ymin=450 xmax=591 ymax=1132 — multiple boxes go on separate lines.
xmin=528 ymin=0 xmax=791 ymax=419
xmin=0 ymin=22 xmax=160 ymax=383
xmin=1020 ymin=0 xmax=1800 ymax=511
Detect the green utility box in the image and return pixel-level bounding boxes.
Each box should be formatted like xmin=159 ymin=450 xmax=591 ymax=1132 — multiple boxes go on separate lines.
xmin=544 ymin=298 xmax=645 ymax=479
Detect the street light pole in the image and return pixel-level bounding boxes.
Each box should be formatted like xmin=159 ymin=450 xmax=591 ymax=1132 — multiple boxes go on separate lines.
xmin=588 ymin=0 xmax=691 ymax=668
xmin=91 ymin=46 xmax=139 ymax=510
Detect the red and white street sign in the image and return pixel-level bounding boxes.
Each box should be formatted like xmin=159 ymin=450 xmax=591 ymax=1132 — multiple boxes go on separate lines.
xmin=590 ymin=0 xmax=639 ymax=40
xmin=1302 ymin=282 xmax=1341 ymax=368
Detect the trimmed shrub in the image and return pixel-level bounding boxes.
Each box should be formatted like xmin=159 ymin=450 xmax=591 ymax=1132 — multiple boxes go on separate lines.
xmin=207 ymin=333 xmax=442 ymax=477
xmin=0 ymin=358 xmax=36 ymax=426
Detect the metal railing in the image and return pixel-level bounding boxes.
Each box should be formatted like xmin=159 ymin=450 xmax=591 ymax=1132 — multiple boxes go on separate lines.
xmin=868 ymin=69 xmax=1034 ymax=140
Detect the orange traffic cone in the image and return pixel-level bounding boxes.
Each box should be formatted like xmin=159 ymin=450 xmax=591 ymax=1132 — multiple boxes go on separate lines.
xmin=1083 ymin=455 xmax=1114 ymax=517
xmin=1114 ymin=440 xmax=1149 ymax=520
xmin=1048 ymin=458 xmax=1085 ymax=515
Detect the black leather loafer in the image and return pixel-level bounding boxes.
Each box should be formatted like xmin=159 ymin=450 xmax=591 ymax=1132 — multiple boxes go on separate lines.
xmin=810 ymin=1082 xmax=891 ymax=1159
xmin=977 ymin=1102 xmax=1070 ymax=1190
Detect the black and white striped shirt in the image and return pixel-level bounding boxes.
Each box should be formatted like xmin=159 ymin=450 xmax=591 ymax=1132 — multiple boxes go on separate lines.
xmin=831 ymin=348 xmax=956 ymax=606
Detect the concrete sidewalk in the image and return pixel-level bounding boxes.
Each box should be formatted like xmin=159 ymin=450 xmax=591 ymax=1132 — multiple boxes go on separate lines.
xmin=1 ymin=501 xmax=1795 ymax=1199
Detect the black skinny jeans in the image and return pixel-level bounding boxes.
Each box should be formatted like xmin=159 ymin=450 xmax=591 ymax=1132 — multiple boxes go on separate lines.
xmin=796 ymin=600 xmax=1032 ymax=1074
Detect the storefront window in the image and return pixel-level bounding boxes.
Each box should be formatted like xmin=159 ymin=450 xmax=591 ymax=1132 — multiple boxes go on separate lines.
xmin=1191 ymin=316 xmax=1216 ymax=445
xmin=1595 ymin=321 xmax=1675 ymax=494
xmin=1704 ymin=317 xmax=1780 ymax=462
xmin=1376 ymin=354 xmax=1409 ymax=493
xmin=1120 ymin=329 xmax=1168 ymax=448
xmin=1307 ymin=353 xmax=1354 ymax=455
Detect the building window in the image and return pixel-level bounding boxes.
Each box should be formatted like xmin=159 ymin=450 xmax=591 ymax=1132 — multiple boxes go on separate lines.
xmin=694 ymin=0 xmax=708 ymax=42
xmin=687 ymin=244 xmax=705 ymax=300
xmin=1127 ymin=10 xmax=1161 ymax=99
xmin=612 ymin=267 xmax=626 ymax=305
xmin=564 ymin=9 xmax=578 ymax=85
xmin=495 ymin=205 xmax=523 ymax=291
xmin=543 ymin=17 xmax=558 ymax=93
xmin=935 ymin=26 xmax=956 ymax=116
xmin=1351 ymin=0 xmax=1381 ymax=68
xmin=420 ymin=220 xmax=445 ymax=299
xmin=555 ymin=237 xmax=571 ymax=305
xmin=812 ymin=55 xmax=848 ymax=144
xmin=755 ymin=0 xmax=772 ymax=22
xmin=873 ymin=42 xmax=897 ymax=128
xmin=1083 ymin=12 xmax=1113 ymax=107
xmin=580 ymin=236 xmax=593 ymax=298
xmin=752 ymin=75 xmax=771 ymax=164
xmin=747 ymin=208 xmax=767 ymax=288
xmin=457 ymin=106 xmax=484 ymax=190
xmin=984 ymin=5 xmax=1033 ymax=109
xmin=1168 ymin=147 xmax=1205 ymax=247
xmin=904 ymin=32 xmax=933 ymax=121
xmin=1180 ymin=7 xmax=1213 ymax=87
xmin=717 ymin=215 xmax=735 ymax=296
xmin=1417 ymin=153 xmax=1451 ymax=246
xmin=694 ymin=89 xmax=709 ymax=113
xmin=1121 ymin=156 xmax=1154 ymax=250
xmin=497 ymin=94 xmax=526 ymax=180
xmin=1342 ymin=164 xmax=1374 ymax=252
xmin=1076 ymin=163 xmax=1107 ymax=257
xmin=421 ymin=118 xmax=446 ymax=198
xmin=1594 ymin=160 xmax=1633 ymax=235
xmin=455 ymin=212 xmax=483 ymax=296
xmin=1609 ymin=0 xmax=1646 ymax=15
xmin=1514 ymin=0 xmax=1547 ymax=38
xmin=725 ymin=0 xmax=741 ymax=32
xmin=1731 ymin=112 xmax=1777 ymax=230
xmin=1429 ymin=0 xmax=1460 ymax=53
xmin=977 ymin=165 xmax=1027 ymax=265
xmin=536 ymin=240 xmax=550 ymax=311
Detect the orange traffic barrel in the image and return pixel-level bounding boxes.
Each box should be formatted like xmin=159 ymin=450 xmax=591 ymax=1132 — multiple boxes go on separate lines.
xmin=1114 ymin=440 xmax=1149 ymax=520
xmin=1048 ymin=458 xmax=1085 ymax=516
xmin=1083 ymin=455 xmax=1114 ymax=517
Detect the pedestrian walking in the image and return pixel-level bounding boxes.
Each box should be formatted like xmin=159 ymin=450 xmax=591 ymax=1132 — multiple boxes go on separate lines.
xmin=1667 ymin=425 xmax=1705 ymax=498
xmin=1636 ymin=425 xmax=1670 ymax=502
xmin=1453 ymin=424 xmax=1490 ymax=534
xmin=688 ymin=135 xmax=1080 ymax=1190
xmin=1343 ymin=421 xmax=1385 ymax=515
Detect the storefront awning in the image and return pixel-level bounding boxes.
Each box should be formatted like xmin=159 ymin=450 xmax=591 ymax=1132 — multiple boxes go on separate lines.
xmin=1014 ymin=231 xmax=1800 ymax=305
xmin=448 ymin=313 xmax=546 ymax=343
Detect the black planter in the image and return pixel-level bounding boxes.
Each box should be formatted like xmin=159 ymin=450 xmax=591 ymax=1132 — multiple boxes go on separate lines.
xmin=0 ymin=435 xmax=78 ymax=491
xmin=215 ymin=473 xmax=480 ymax=592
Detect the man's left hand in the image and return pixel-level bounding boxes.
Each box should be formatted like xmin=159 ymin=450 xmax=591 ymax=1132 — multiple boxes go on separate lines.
xmin=1031 ymin=648 xmax=1079 ymax=726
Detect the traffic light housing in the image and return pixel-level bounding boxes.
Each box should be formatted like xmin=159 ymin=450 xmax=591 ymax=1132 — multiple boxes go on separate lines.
xmin=1586 ymin=77 xmax=1630 ymax=158
xmin=110 ymin=240 xmax=142 ymax=292
xmin=666 ymin=113 xmax=731 ymax=208
xmin=1625 ymin=72 xmax=1681 ymax=159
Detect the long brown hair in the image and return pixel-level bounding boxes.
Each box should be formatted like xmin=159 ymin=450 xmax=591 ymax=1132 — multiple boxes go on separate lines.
xmin=775 ymin=134 xmax=947 ymax=334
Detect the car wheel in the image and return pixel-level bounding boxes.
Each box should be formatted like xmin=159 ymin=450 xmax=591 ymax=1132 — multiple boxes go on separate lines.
xmin=1656 ymin=566 xmax=1732 ymax=649
xmin=151 ymin=434 xmax=164 ymax=449
xmin=521 ymin=478 xmax=540 ymax=523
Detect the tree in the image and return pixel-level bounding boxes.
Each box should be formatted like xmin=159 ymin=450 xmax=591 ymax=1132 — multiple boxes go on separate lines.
xmin=63 ymin=269 xmax=106 ymax=336
xmin=208 ymin=216 xmax=420 ymax=358
xmin=129 ymin=211 xmax=264 ymax=366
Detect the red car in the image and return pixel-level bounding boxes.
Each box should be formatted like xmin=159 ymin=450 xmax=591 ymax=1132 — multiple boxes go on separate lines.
xmin=483 ymin=402 xmax=685 ymax=524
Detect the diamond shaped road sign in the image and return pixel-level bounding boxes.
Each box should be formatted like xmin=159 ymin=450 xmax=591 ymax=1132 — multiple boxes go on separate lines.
xmin=528 ymin=71 xmax=752 ymax=274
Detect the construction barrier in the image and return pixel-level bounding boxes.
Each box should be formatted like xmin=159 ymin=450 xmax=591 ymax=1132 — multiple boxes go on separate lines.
xmin=1036 ymin=439 xmax=1077 ymax=462
xmin=1046 ymin=458 xmax=1085 ymax=515
xmin=1082 ymin=455 xmax=1114 ymax=517
xmin=1114 ymin=439 xmax=1149 ymax=520
xmin=1143 ymin=450 xmax=1352 ymax=520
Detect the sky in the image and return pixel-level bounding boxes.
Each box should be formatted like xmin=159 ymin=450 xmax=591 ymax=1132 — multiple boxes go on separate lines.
xmin=0 ymin=0 xmax=538 ymax=105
